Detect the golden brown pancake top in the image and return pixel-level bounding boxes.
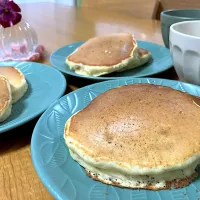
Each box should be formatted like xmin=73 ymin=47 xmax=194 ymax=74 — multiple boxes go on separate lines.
xmin=138 ymin=48 xmax=150 ymax=57
xmin=66 ymin=84 xmax=200 ymax=168
xmin=0 ymin=76 xmax=10 ymax=112
xmin=67 ymin=33 xmax=135 ymax=66
xmin=0 ymin=67 xmax=23 ymax=86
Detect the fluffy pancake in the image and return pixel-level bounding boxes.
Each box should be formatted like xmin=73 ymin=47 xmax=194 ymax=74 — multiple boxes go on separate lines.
xmin=0 ymin=75 xmax=12 ymax=122
xmin=66 ymin=33 xmax=151 ymax=76
xmin=64 ymin=84 xmax=200 ymax=190
xmin=0 ymin=67 xmax=28 ymax=104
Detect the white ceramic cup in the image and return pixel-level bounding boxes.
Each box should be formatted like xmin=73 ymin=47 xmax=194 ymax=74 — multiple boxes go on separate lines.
xmin=170 ymin=20 xmax=200 ymax=85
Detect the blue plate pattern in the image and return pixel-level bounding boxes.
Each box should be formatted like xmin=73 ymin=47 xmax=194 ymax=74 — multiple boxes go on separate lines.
xmin=50 ymin=40 xmax=173 ymax=80
xmin=31 ymin=77 xmax=200 ymax=200
xmin=0 ymin=62 xmax=66 ymax=133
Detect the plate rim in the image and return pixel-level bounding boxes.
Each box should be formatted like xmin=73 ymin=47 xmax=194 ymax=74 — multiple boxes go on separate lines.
xmin=50 ymin=40 xmax=173 ymax=80
xmin=0 ymin=62 xmax=67 ymax=133
xmin=31 ymin=77 xmax=200 ymax=200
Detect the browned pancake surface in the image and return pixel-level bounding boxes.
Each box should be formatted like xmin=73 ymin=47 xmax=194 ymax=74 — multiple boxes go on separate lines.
xmin=138 ymin=48 xmax=150 ymax=57
xmin=68 ymin=33 xmax=135 ymax=66
xmin=66 ymin=84 xmax=200 ymax=168
xmin=0 ymin=67 xmax=22 ymax=86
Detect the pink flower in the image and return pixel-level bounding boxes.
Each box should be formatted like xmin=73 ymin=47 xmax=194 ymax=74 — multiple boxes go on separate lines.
xmin=0 ymin=0 xmax=22 ymax=28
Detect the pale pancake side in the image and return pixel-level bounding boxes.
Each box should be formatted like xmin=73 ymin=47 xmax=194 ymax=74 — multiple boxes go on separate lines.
xmin=65 ymin=84 xmax=200 ymax=170
xmin=0 ymin=75 xmax=12 ymax=122
xmin=0 ymin=67 xmax=28 ymax=104
xmin=68 ymin=144 xmax=199 ymax=190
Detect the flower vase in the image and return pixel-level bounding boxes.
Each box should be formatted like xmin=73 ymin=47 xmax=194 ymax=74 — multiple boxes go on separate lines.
xmin=0 ymin=19 xmax=39 ymax=61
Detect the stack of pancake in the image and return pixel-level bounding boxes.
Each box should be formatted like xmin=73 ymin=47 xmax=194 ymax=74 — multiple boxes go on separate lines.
xmin=0 ymin=67 xmax=28 ymax=122
xmin=66 ymin=33 xmax=152 ymax=76
xmin=64 ymin=84 xmax=200 ymax=190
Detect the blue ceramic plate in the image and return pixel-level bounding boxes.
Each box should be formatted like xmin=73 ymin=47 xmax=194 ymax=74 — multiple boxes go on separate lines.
xmin=50 ymin=40 xmax=173 ymax=80
xmin=31 ymin=77 xmax=200 ymax=200
xmin=0 ymin=62 xmax=66 ymax=133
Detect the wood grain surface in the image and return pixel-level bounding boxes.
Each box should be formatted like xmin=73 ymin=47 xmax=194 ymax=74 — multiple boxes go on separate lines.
xmin=0 ymin=2 xmax=177 ymax=200
xmin=82 ymin=0 xmax=159 ymax=19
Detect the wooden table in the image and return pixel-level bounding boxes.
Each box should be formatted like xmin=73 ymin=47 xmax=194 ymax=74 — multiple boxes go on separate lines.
xmin=0 ymin=3 xmax=177 ymax=200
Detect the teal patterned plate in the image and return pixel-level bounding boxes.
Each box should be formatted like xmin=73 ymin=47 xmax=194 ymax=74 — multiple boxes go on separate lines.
xmin=0 ymin=62 xmax=66 ymax=133
xmin=31 ymin=77 xmax=200 ymax=200
xmin=50 ymin=40 xmax=173 ymax=80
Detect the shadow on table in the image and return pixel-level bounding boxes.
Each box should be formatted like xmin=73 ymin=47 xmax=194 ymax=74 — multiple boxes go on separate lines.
xmin=0 ymin=117 xmax=40 ymax=156
xmin=66 ymin=67 xmax=178 ymax=92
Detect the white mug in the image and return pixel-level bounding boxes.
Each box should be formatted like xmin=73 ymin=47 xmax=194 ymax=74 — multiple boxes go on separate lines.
xmin=170 ymin=20 xmax=200 ymax=85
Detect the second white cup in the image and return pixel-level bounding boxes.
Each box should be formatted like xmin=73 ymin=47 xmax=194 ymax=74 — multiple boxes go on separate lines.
xmin=170 ymin=20 xmax=200 ymax=85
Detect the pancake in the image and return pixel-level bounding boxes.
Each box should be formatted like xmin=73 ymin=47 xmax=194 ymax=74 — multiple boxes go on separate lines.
xmin=0 ymin=67 xmax=28 ymax=104
xmin=66 ymin=33 xmax=151 ymax=76
xmin=64 ymin=84 xmax=200 ymax=190
xmin=0 ymin=75 xmax=12 ymax=122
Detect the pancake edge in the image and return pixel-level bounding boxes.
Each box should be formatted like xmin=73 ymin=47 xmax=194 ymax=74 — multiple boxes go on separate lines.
xmin=9 ymin=68 xmax=28 ymax=104
xmin=0 ymin=75 xmax=12 ymax=122
xmin=86 ymin=170 xmax=198 ymax=190
xmin=66 ymin=136 xmax=200 ymax=190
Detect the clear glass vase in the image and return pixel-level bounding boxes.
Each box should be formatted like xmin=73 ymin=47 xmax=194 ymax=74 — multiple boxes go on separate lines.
xmin=0 ymin=19 xmax=38 ymax=61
